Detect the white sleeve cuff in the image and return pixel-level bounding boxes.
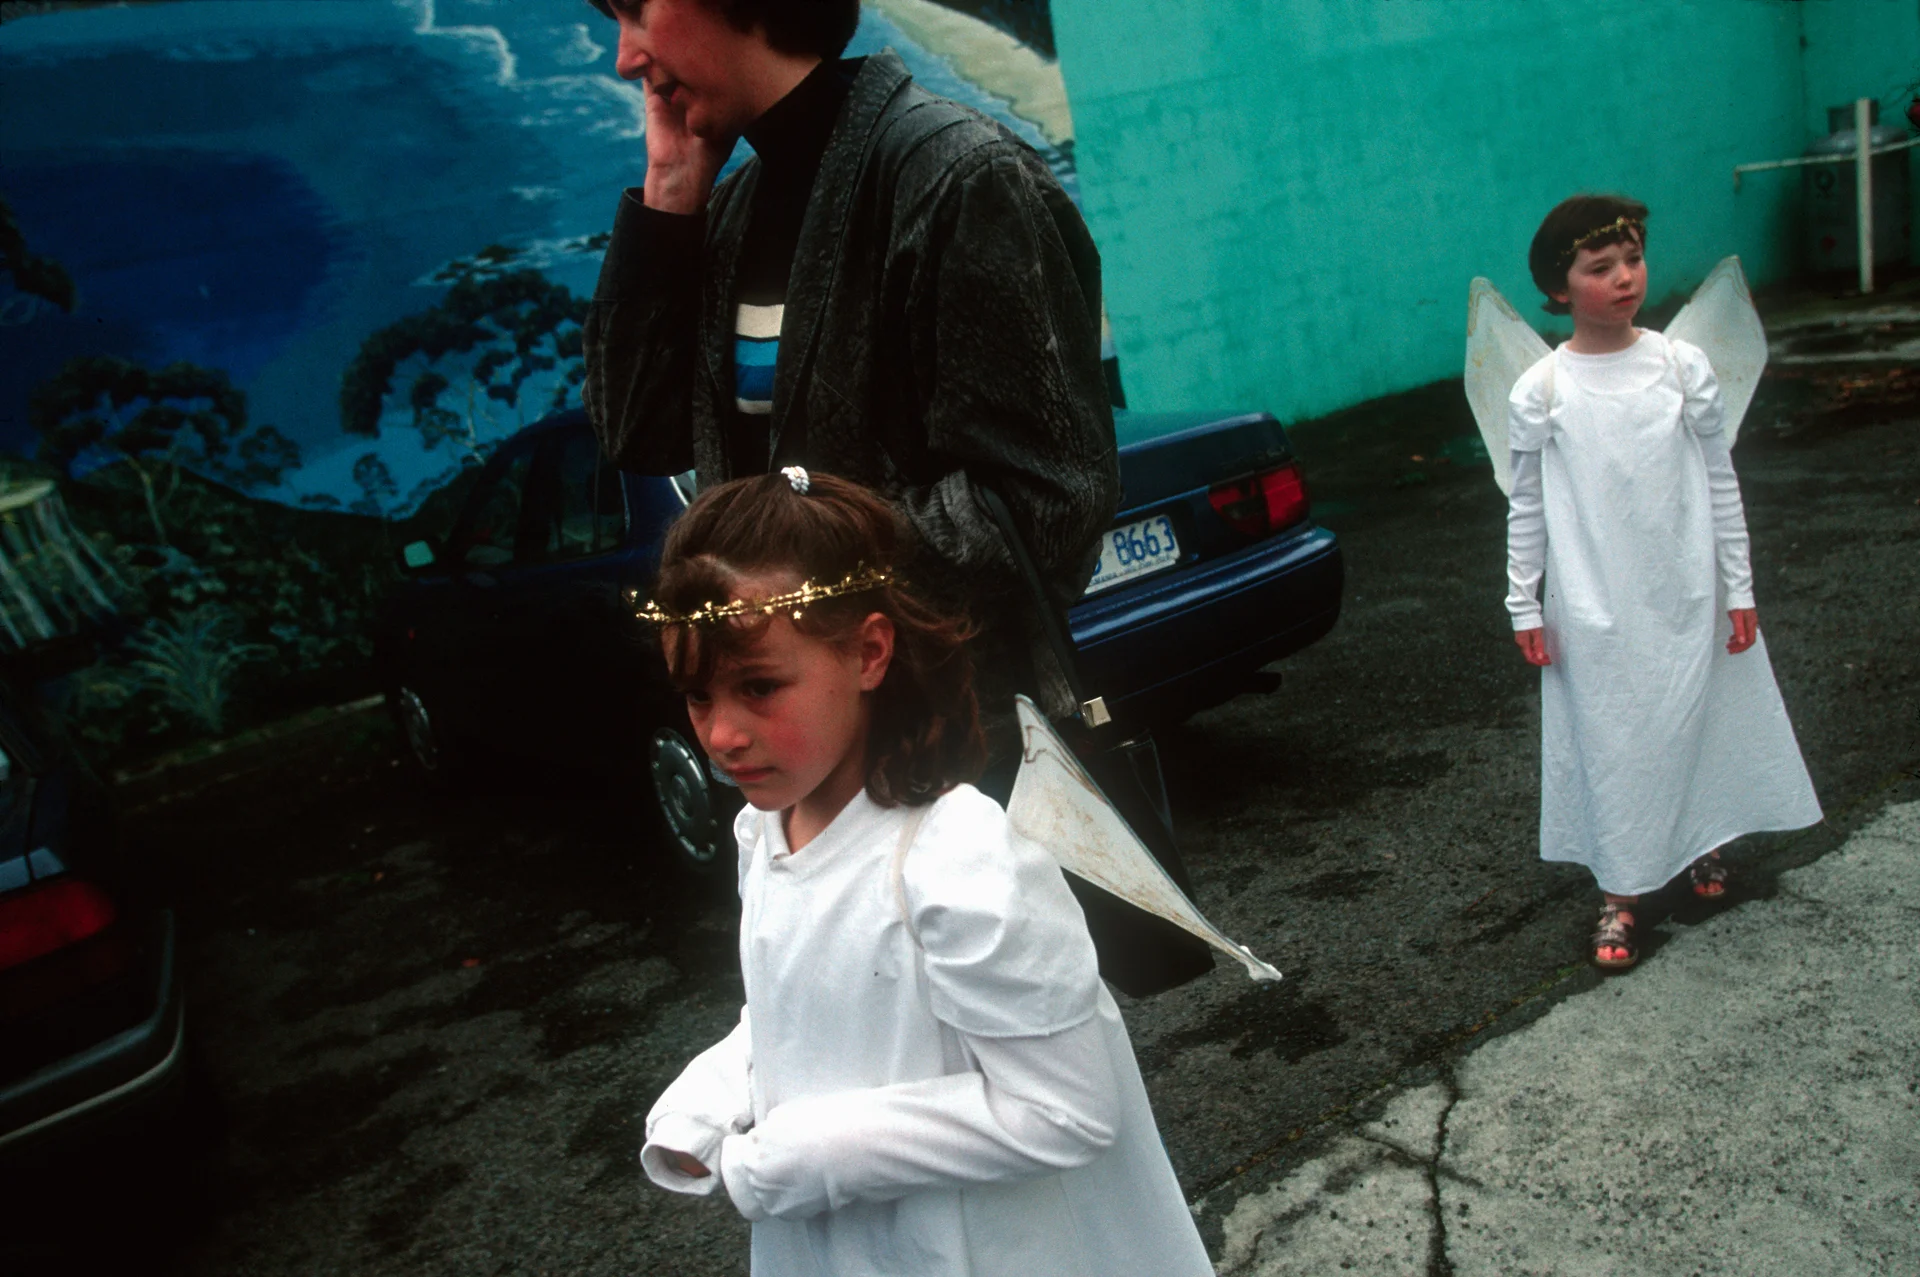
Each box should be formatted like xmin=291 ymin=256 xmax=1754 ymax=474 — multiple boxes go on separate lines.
xmin=720 ymin=1133 xmax=770 ymax=1221
xmin=640 ymin=1113 xmax=726 ymax=1196
xmin=1510 ymin=610 xmax=1543 ymax=632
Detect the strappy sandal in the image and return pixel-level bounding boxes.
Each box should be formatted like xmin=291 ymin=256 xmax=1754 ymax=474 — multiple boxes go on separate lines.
xmin=1688 ymin=855 xmax=1729 ymax=901
xmin=1591 ymin=901 xmax=1638 ymax=970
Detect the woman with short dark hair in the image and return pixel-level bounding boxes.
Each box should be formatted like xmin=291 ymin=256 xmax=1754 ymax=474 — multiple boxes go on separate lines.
xmin=580 ymin=0 xmax=1118 ymax=729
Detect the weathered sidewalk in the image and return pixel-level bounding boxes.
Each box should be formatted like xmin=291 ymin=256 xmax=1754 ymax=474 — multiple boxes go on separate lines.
xmin=1207 ymin=800 xmax=1920 ymax=1276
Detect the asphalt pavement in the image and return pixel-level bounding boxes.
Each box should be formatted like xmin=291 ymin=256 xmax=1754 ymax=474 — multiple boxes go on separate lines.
xmin=35 ymin=275 xmax=1916 ymax=1277
xmin=1209 ymin=798 xmax=1920 ymax=1276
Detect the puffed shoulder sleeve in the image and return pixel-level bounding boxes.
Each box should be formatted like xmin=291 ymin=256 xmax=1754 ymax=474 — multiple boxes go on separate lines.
xmin=902 ymin=787 xmax=1101 ymax=1038
xmin=1506 ymin=356 xmax=1554 ymax=453
xmin=733 ymin=804 xmax=764 ymax=895
xmin=1670 ymin=338 xmax=1726 ymax=436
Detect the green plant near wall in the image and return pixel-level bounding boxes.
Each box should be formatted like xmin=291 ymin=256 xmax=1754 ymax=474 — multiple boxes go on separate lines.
xmin=123 ymin=603 xmax=271 ymax=737
xmin=53 ymin=465 xmax=407 ymax=761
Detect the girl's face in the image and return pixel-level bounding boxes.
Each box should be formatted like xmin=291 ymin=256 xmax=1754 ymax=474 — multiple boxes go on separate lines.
xmin=1555 ymin=237 xmax=1647 ymax=334
xmin=675 ymin=574 xmax=895 ymax=837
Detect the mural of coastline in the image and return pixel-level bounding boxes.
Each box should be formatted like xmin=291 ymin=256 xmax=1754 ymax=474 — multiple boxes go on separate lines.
xmin=0 ymin=0 xmax=1066 ymax=761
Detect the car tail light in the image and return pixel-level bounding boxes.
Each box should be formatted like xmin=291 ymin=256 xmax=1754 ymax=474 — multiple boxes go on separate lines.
xmin=0 ymin=877 xmax=118 ymax=973
xmin=1208 ymin=463 xmax=1309 ymax=538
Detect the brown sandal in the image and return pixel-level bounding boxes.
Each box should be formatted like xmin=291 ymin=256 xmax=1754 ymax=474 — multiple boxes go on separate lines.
xmin=1689 ymin=855 xmax=1729 ymax=901
xmin=1592 ymin=901 xmax=1638 ymax=970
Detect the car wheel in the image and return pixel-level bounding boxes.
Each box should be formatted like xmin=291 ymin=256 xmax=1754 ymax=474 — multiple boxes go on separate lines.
xmin=649 ymin=727 xmax=733 ymax=876
xmin=390 ymin=683 xmax=466 ymax=785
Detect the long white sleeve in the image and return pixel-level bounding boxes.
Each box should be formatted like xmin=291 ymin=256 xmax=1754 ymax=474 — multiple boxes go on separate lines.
xmin=717 ymin=1012 xmax=1121 ymax=1222
xmin=1697 ymin=427 xmax=1755 ymax=609
xmin=1505 ymin=448 xmax=1546 ymax=630
xmin=1673 ymin=337 xmax=1755 ymax=609
xmin=640 ymin=1009 xmax=755 ymax=1195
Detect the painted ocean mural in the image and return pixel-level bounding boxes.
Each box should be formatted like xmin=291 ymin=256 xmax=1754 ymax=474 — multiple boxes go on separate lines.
xmin=2 ymin=0 xmax=1071 ymax=511
xmin=0 ymin=0 xmax=1071 ymax=760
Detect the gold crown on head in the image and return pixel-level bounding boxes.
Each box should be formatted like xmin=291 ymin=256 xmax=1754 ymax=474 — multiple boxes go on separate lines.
xmin=1559 ymin=216 xmax=1645 ymax=266
xmin=632 ymin=564 xmax=894 ymax=626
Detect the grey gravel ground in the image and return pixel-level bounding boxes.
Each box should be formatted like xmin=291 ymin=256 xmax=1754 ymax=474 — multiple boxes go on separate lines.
xmin=16 ymin=279 xmax=1911 ymax=1276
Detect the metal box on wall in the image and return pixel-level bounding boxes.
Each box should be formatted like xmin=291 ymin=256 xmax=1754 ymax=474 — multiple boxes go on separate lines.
xmin=1806 ymin=102 xmax=1912 ymax=273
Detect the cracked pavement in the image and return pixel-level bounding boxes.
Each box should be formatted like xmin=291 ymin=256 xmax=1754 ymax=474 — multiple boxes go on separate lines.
xmin=1208 ymin=799 xmax=1920 ymax=1276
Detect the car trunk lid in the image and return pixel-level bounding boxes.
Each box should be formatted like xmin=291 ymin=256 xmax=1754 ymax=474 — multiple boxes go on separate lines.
xmin=1113 ymin=410 xmax=1296 ymax=515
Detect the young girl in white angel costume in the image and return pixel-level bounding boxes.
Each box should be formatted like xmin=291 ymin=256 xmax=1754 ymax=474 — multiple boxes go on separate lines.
xmin=1483 ymin=195 xmax=1821 ymax=970
xmin=633 ymin=468 xmax=1213 ymax=1276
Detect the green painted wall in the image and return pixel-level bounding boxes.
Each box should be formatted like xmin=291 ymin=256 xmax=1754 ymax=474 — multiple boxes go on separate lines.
xmin=1052 ymin=0 xmax=1920 ymax=418
xmin=1803 ymin=0 xmax=1920 ymax=134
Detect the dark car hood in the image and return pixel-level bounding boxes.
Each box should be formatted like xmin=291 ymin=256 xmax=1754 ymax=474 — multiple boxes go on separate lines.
xmin=1112 ymin=410 xmax=1295 ymax=513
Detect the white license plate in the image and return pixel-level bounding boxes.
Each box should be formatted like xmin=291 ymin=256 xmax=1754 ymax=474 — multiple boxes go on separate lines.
xmin=1085 ymin=513 xmax=1181 ymax=595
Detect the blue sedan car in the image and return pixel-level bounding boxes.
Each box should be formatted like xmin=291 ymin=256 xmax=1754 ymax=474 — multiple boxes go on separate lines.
xmin=374 ymin=407 xmax=1341 ymax=872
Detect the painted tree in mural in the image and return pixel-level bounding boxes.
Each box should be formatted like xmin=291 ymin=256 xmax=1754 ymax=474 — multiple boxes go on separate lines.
xmin=0 ymin=193 xmax=77 ymax=320
xmin=350 ymin=452 xmax=401 ymax=554
xmin=339 ymin=267 xmax=588 ymax=462
xmin=350 ymin=452 xmax=399 ymax=519
xmin=29 ymin=355 xmax=302 ymax=546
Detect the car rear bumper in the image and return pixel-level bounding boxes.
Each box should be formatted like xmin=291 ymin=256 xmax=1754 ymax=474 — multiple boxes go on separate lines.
xmin=0 ymin=910 xmax=186 ymax=1167
xmin=1070 ymin=524 xmax=1344 ymax=725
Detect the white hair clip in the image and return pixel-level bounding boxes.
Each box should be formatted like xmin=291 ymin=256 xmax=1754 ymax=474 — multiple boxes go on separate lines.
xmin=781 ymin=465 xmax=810 ymax=494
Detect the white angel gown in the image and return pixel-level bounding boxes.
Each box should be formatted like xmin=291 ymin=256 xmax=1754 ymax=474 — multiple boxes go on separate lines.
xmin=640 ymin=784 xmax=1213 ymax=1277
xmin=1505 ymin=331 xmax=1821 ymax=896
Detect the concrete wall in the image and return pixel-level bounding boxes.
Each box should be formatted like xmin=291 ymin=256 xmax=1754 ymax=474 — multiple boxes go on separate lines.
xmin=1052 ymin=0 xmax=1920 ymax=418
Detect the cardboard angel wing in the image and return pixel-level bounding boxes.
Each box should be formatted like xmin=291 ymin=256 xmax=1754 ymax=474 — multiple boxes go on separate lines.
xmin=1663 ymin=256 xmax=1767 ymax=446
xmin=1464 ymin=256 xmax=1769 ymax=491
xmin=1005 ymin=696 xmax=1282 ymax=982
xmin=1464 ymin=277 xmax=1552 ymax=496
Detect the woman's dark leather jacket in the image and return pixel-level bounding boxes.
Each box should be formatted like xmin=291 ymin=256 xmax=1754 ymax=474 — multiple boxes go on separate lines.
xmin=583 ymin=52 xmax=1118 ymax=715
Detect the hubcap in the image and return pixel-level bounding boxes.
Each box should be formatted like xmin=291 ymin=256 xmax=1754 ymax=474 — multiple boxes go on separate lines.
xmin=651 ymin=729 xmax=717 ymax=863
xmin=396 ymin=687 xmax=439 ymax=772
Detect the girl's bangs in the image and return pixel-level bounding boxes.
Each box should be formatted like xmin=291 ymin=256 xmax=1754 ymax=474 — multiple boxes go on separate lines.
xmin=659 ymin=591 xmax=868 ymax=691
xmin=661 ymin=610 xmax=766 ymax=691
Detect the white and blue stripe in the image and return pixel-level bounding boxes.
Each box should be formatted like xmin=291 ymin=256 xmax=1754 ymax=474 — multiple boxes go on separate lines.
xmin=734 ymin=302 xmax=783 ymax=417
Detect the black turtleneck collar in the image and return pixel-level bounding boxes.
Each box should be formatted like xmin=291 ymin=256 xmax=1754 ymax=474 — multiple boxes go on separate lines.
xmin=742 ymin=56 xmax=859 ymax=176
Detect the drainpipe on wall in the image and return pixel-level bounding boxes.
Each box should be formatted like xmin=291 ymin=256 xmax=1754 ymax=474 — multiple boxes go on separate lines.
xmin=1855 ymin=97 xmax=1874 ymax=295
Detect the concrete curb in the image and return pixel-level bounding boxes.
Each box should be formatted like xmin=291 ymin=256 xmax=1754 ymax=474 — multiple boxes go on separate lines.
xmin=110 ymin=693 xmax=386 ymax=788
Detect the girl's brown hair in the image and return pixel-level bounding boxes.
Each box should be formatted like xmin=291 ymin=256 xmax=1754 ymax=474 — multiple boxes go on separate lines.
xmin=1528 ymin=194 xmax=1650 ymax=315
xmin=650 ymin=471 xmax=987 ymax=807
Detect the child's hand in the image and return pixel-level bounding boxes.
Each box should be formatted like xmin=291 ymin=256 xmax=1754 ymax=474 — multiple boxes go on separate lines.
xmin=664 ymin=1150 xmax=711 ymax=1179
xmin=1514 ymin=627 xmax=1552 ymax=666
xmin=1727 ymin=608 xmax=1758 ymax=655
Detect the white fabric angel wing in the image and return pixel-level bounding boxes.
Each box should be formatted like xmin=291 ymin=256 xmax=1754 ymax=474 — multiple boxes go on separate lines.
xmin=1005 ymin=697 xmax=1281 ymax=982
xmin=1464 ymin=277 xmax=1552 ymax=495
xmin=1664 ymin=256 xmax=1767 ymax=446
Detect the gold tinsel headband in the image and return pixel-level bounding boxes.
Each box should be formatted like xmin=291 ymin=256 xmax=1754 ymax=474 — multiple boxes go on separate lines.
xmin=632 ymin=564 xmax=894 ymax=626
xmin=1559 ymin=216 xmax=1645 ymax=265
